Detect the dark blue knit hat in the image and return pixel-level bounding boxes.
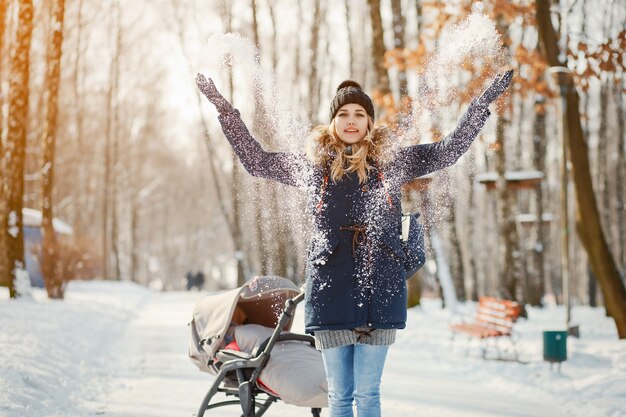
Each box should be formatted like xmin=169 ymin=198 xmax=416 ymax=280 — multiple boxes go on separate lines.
xmin=329 ymin=80 xmax=375 ymax=122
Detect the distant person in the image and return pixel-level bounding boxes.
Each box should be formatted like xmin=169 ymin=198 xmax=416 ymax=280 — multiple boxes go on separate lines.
xmin=196 ymin=70 xmax=512 ymax=417
xmin=195 ymin=271 xmax=205 ymax=290
xmin=185 ymin=271 xmax=194 ymax=291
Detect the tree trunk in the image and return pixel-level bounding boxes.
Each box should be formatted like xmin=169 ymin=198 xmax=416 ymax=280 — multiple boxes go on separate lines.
xmin=0 ymin=0 xmax=9 ymax=288
xmin=597 ymin=81 xmax=611 ymax=244
xmin=415 ymin=0 xmax=423 ymax=35
xmin=344 ymin=0 xmax=355 ymax=76
xmin=531 ymin=97 xmax=548 ymax=306
xmin=389 ymin=0 xmax=408 ymax=97
xmin=102 ymin=1 xmax=120 ymax=280
xmin=495 ymin=113 xmax=523 ymax=300
xmin=467 ymin=148 xmax=479 ymax=301
xmin=268 ymin=0 xmax=289 ymax=278
xmin=616 ymin=79 xmax=625 ymax=277
xmin=367 ymin=0 xmax=390 ymax=95
xmin=536 ymin=0 xmax=626 ymax=338
xmin=251 ymin=0 xmax=288 ymax=279
xmin=439 ymin=169 xmax=465 ymax=301
xmin=293 ymin=1 xmax=303 ymax=114
xmin=225 ymin=48 xmax=246 ymax=286
xmin=4 ymin=0 xmax=34 ymax=297
xmin=494 ymin=15 xmax=522 ymax=301
xmin=307 ymin=0 xmax=321 ymax=122
xmin=110 ymin=0 xmax=122 ymax=281
xmin=41 ymin=0 xmax=67 ymax=299
xmin=232 ymin=151 xmax=246 ymax=286
xmin=71 ymin=0 xmax=88 ymax=245
xmin=449 ymin=196 xmax=465 ymax=300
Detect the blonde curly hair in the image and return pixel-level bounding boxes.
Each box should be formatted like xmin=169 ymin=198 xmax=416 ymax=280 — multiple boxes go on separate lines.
xmin=306 ymin=117 xmax=393 ymax=184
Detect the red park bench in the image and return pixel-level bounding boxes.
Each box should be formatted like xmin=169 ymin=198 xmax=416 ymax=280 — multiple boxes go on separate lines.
xmin=449 ymin=296 xmax=524 ymax=360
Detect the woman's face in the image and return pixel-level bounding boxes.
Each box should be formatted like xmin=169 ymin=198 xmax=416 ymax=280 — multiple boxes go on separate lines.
xmin=333 ymin=103 xmax=369 ymax=144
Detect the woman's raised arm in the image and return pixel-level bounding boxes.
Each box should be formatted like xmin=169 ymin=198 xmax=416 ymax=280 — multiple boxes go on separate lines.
xmin=393 ymin=70 xmax=513 ymax=183
xmin=196 ymin=73 xmax=308 ymax=187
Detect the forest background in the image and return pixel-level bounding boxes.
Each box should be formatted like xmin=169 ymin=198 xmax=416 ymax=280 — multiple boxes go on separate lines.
xmin=0 ymin=0 xmax=625 ymax=337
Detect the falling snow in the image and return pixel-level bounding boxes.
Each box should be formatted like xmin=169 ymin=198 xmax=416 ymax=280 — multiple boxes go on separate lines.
xmin=202 ymin=11 xmax=509 ymax=315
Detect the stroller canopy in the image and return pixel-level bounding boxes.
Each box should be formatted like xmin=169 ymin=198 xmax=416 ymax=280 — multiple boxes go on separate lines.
xmin=189 ymin=276 xmax=300 ymax=373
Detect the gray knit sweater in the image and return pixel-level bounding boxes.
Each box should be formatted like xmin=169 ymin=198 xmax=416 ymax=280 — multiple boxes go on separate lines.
xmin=314 ymin=327 xmax=396 ymax=350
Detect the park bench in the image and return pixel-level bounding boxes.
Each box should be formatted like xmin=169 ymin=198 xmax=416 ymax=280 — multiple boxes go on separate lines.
xmin=449 ymin=296 xmax=524 ymax=360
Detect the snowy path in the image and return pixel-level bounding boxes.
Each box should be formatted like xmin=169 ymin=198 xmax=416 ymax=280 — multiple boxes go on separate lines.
xmin=2 ymin=282 xmax=624 ymax=417
xmin=92 ymin=288 xmax=609 ymax=417
xmin=93 ymin=291 xmax=208 ymax=416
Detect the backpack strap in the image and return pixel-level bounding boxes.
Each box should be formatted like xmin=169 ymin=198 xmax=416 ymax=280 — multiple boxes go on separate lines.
xmin=315 ymin=174 xmax=329 ymax=213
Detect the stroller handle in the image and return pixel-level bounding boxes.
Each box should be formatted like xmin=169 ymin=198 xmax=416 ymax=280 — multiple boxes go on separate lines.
xmin=282 ymin=291 xmax=304 ymax=318
xmin=287 ymin=291 xmax=305 ymax=307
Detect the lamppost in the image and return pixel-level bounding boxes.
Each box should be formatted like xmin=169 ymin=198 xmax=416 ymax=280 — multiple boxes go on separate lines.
xmin=548 ymin=66 xmax=573 ymax=331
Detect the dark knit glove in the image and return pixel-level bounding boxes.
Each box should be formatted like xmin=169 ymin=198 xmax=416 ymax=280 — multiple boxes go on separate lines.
xmin=195 ymin=73 xmax=233 ymax=114
xmin=475 ymin=69 xmax=514 ymax=108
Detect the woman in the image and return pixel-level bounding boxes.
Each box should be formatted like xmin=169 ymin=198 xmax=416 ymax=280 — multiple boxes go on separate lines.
xmin=196 ymin=71 xmax=512 ymax=417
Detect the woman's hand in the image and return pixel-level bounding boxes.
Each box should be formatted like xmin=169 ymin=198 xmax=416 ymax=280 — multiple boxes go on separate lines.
xmin=195 ymin=73 xmax=233 ymax=114
xmin=475 ymin=69 xmax=514 ymax=107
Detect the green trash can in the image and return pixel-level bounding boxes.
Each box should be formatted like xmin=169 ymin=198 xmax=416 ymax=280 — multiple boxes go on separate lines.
xmin=543 ymin=330 xmax=567 ymax=365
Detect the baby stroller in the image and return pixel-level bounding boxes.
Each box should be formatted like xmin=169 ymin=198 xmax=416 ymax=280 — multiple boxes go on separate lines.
xmin=189 ymin=276 xmax=327 ymax=417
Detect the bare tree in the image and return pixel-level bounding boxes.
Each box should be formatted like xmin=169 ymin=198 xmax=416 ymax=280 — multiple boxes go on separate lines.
xmin=530 ymin=97 xmax=548 ymax=306
xmin=494 ymin=14 xmax=523 ymax=301
xmin=41 ymin=0 xmax=67 ymax=298
xmin=4 ymin=0 xmax=34 ymax=297
xmin=536 ymin=0 xmax=626 ymax=338
xmin=390 ymin=0 xmax=408 ymax=97
xmin=616 ymin=77 xmax=625 ymax=277
xmin=0 ymin=0 xmax=9 ymax=288
xmin=495 ymin=112 xmax=523 ymax=300
xmin=101 ymin=0 xmax=120 ymax=280
xmin=367 ymin=0 xmax=390 ymax=95
xmin=344 ymin=0 xmax=355 ymax=76
xmin=307 ymin=0 xmax=322 ymax=122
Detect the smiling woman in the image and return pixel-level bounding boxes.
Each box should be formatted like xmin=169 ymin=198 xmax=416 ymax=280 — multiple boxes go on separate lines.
xmin=196 ymin=70 xmax=512 ymax=417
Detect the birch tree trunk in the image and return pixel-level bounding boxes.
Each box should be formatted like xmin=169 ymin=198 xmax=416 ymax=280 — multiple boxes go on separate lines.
xmin=307 ymin=0 xmax=321 ymax=122
xmin=4 ymin=0 xmax=34 ymax=297
xmin=102 ymin=0 xmax=122 ymax=280
xmin=448 ymin=184 xmax=465 ymax=301
xmin=536 ymin=0 xmax=626 ymax=338
xmin=344 ymin=0 xmax=355 ymax=76
xmin=220 ymin=1 xmax=246 ymax=286
xmin=41 ymin=0 xmax=67 ymax=298
xmin=110 ymin=0 xmax=122 ymax=281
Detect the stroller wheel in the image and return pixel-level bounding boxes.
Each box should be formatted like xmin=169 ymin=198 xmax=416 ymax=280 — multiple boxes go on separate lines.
xmin=197 ymin=385 xmax=278 ymax=417
xmin=196 ymin=389 xmax=241 ymax=416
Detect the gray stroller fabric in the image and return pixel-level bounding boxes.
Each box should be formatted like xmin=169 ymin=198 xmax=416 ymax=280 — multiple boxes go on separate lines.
xmin=189 ymin=276 xmax=328 ymax=407
xmin=189 ymin=276 xmax=299 ymax=373
xmin=234 ymin=324 xmax=328 ymax=408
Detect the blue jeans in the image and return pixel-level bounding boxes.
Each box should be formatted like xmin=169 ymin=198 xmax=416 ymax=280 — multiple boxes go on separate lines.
xmin=321 ymin=344 xmax=389 ymax=417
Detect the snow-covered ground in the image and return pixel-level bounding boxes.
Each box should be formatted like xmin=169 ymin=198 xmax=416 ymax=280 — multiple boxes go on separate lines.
xmin=1 ymin=281 xmax=625 ymax=417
